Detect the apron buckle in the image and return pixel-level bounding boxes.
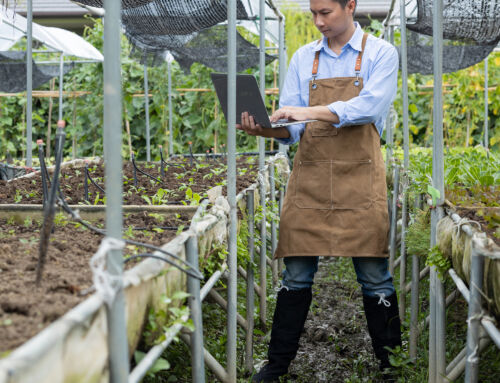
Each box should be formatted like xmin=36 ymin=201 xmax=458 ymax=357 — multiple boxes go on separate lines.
xmin=311 ymin=75 xmax=318 ymax=90
xmin=354 ymin=72 xmax=360 ymax=87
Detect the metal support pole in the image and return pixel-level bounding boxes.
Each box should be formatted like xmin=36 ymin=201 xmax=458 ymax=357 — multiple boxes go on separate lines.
xmin=385 ymin=25 xmax=395 ymax=170
xmin=259 ymin=0 xmax=268 ymax=332
xmin=59 ymin=53 xmax=64 ymax=121
xmin=186 ymin=235 xmax=205 ymax=383
xmin=26 ymin=0 xmax=33 ymax=167
xmin=277 ymin=13 xmax=287 ymax=155
xmin=430 ymin=1 xmax=445 ymax=381
xmin=409 ymin=252 xmax=419 ymax=361
xmin=484 ymin=57 xmax=488 ymax=149
xmin=245 ymin=190 xmax=255 ymax=372
xmin=103 ymin=1 xmax=129 ymax=382
xmin=399 ymin=194 xmax=407 ymax=321
xmin=227 ymin=1 xmax=238 ymax=381
xmin=144 ymin=65 xmax=151 ymax=161
xmin=168 ymin=60 xmax=174 ymax=156
xmin=270 ymin=162 xmax=278 ymax=286
xmin=389 ymin=165 xmax=399 ymax=275
xmin=464 ymin=241 xmax=484 ymax=383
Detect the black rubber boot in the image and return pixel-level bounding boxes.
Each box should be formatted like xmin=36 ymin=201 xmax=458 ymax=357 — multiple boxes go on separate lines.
xmin=362 ymin=292 xmax=402 ymax=374
xmin=252 ymin=287 xmax=312 ymax=383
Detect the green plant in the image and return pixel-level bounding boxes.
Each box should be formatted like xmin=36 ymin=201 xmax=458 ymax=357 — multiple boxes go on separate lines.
xmin=425 ymin=246 xmax=451 ymax=280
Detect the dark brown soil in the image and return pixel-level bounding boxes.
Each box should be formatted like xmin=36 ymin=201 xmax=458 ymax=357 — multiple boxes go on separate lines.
xmin=0 ymin=157 xmax=258 ymax=205
xmin=454 ymin=207 xmax=500 ymax=246
xmin=0 ymin=212 xmax=190 ymax=354
xmin=286 ymin=256 xmax=382 ymax=382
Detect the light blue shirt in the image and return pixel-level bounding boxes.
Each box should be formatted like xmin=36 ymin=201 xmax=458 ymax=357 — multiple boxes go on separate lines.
xmin=277 ymin=22 xmax=399 ymax=145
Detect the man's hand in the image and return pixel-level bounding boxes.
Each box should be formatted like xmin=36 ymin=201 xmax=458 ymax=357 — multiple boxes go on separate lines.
xmin=271 ymin=106 xmax=340 ymax=124
xmin=270 ymin=106 xmax=311 ymax=122
xmin=236 ymin=111 xmax=266 ymax=136
xmin=236 ymin=112 xmax=291 ymax=139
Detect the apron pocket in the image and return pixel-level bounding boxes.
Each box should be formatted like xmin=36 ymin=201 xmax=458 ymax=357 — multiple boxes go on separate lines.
xmin=310 ymin=124 xmax=338 ymax=137
xmin=332 ymin=159 xmax=372 ymax=209
xmin=295 ymin=161 xmax=331 ymax=209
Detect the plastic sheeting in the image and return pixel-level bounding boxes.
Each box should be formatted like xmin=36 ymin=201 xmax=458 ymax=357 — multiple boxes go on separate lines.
xmin=0 ymin=7 xmax=103 ymax=61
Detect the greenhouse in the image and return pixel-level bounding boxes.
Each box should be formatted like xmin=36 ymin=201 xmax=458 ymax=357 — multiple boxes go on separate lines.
xmin=0 ymin=0 xmax=499 ymax=383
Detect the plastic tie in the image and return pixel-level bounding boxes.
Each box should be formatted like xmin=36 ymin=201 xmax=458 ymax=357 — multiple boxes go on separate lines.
xmin=90 ymin=237 xmax=126 ymax=306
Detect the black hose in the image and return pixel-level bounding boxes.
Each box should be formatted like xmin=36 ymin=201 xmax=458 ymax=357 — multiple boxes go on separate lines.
xmin=37 ymin=140 xmax=49 ymax=206
xmin=84 ymin=164 xmax=105 ymax=194
xmin=124 ymin=253 xmax=202 ymax=280
xmin=36 ymin=122 xmax=65 ymax=285
xmin=56 ymin=196 xmax=203 ymax=280
xmin=131 ymin=153 xmax=161 ymax=184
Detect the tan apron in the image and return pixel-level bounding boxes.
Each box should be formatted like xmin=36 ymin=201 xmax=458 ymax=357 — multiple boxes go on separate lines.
xmin=275 ymin=33 xmax=389 ymax=259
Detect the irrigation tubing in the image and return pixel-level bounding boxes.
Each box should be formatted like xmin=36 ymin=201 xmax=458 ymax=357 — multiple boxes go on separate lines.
xmin=131 ymin=153 xmax=162 ymax=184
xmin=37 ymin=140 xmax=49 ymax=206
xmin=36 ymin=122 xmax=65 ymax=285
xmin=84 ymin=164 xmax=105 ymax=195
xmin=56 ymin=196 xmax=203 ymax=280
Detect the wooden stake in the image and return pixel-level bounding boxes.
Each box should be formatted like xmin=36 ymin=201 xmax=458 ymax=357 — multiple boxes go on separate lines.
xmin=124 ymin=105 xmax=133 ymax=158
xmin=46 ymin=78 xmax=55 ymax=158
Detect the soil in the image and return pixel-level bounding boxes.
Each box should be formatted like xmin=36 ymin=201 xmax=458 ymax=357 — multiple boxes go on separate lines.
xmin=0 ymin=212 xmax=190 ymax=354
xmin=0 ymin=157 xmax=259 ymax=205
xmin=286 ymin=256 xmax=382 ymax=383
xmin=453 ymin=206 xmax=500 ymax=246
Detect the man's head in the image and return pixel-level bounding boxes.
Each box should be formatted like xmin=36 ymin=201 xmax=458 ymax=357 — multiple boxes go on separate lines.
xmin=310 ymin=0 xmax=356 ymax=40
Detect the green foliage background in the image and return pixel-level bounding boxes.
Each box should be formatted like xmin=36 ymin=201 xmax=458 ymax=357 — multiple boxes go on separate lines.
xmin=0 ymin=10 xmax=498 ymax=162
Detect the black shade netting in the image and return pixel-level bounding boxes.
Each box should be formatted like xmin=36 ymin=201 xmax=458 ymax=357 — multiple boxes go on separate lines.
xmin=73 ymin=0 xmax=155 ymax=9
xmin=121 ymin=0 xmax=249 ymax=36
xmin=399 ymin=30 xmax=497 ymax=75
xmin=127 ymin=25 xmax=276 ymax=72
xmin=408 ymin=0 xmax=500 ymax=45
xmin=0 ymin=51 xmax=74 ymax=93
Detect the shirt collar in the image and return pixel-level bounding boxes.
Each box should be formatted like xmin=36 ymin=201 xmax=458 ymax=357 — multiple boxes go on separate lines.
xmin=313 ymin=22 xmax=363 ymax=53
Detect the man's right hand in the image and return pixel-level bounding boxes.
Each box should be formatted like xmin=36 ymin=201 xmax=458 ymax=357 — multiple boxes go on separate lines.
xmin=236 ymin=111 xmax=290 ymax=139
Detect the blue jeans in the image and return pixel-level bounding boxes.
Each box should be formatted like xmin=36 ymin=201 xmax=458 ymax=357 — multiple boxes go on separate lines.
xmin=281 ymin=256 xmax=395 ymax=298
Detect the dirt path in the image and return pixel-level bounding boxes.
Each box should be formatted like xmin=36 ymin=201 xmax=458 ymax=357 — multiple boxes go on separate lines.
xmin=287 ymin=256 xmax=382 ymax=383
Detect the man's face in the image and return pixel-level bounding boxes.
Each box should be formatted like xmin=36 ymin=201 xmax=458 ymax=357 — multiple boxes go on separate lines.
xmin=310 ymin=0 xmax=355 ymax=40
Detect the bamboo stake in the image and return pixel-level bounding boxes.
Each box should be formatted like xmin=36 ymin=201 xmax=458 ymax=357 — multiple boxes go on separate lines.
xmin=124 ymin=105 xmax=133 ymax=158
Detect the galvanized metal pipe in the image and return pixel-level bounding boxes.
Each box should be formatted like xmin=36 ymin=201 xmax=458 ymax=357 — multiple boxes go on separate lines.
xmin=445 ymin=333 xmax=490 ymax=382
xmin=238 ymin=265 xmax=262 ymax=297
xmin=59 ymin=53 xmax=64 ymax=121
xmin=448 ymin=268 xmax=471 ymax=303
xmin=103 ymin=1 xmax=129 ymax=382
xmin=484 ymin=57 xmax=488 ymax=149
xmin=278 ymin=13 xmax=287 ymax=155
xmin=245 ymin=189 xmax=255 ymax=372
xmin=430 ymin=0 xmax=446 ymax=380
xmin=186 ymin=235 xmax=205 ymax=383
xmin=389 ymin=165 xmax=399 ymax=275
xmin=180 ymin=333 xmax=229 ymax=383
xmin=26 ymin=0 xmax=33 ymax=167
xmin=399 ymin=194 xmax=407 ymax=321
xmin=168 ymin=60 xmax=174 ymax=156
xmin=226 ymin=1 xmax=238 ymax=380
xmin=208 ymin=289 xmax=248 ymax=331
xmin=409 ymin=253 xmax=419 ymax=361
xmin=143 ymin=65 xmax=151 ymax=161
xmin=258 ymin=0 xmax=268 ymax=333
xmin=270 ymin=162 xmax=278 ymax=286
xmin=465 ymin=240 xmax=484 ymax=383
xmin=201 ymin=265 xmax=227 ymax=302
xmin=481 ymin=317 xmax=500 ymax=349
xmin=129 ymin=321 xmax=185 ymax=383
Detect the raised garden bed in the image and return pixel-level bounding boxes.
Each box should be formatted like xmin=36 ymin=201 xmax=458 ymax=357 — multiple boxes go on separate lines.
xmin=0 ymin=154 xmax=289 ymax=383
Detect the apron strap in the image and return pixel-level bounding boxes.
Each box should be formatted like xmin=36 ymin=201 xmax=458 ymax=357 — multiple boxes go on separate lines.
xmin=312 ymin=33 xmax=370 ymax=77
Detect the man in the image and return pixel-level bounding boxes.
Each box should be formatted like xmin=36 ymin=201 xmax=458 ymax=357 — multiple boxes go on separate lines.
xmin=236 ymin=0 xmax=401 ymax=381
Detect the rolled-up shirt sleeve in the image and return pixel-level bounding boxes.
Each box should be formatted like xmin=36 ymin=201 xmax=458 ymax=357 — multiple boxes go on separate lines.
xmin=275 ymin=53 xmax=306 ymax=145
xmin=327 ymin=44 xmax=399 ymax=129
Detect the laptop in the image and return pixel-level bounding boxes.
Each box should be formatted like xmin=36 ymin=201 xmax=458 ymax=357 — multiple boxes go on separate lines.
xmin=210 ymin=73 xmax=317 ymax=129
